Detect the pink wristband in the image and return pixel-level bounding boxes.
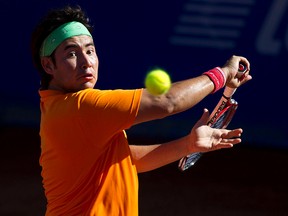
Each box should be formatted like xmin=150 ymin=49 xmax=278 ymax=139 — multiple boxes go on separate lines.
xmin=203 ymin=67 xmax=226 ymax=93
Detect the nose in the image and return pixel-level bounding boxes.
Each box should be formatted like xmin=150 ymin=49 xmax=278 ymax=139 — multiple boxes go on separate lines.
xmin=81 ymin=54 xmax=93 ymax=69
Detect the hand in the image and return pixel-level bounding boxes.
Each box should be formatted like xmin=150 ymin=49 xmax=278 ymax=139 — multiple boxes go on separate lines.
xmin=187 ymin=109 xmax=243 ymax=153
xmin=221 ymin=55 xmax=252 ymax=89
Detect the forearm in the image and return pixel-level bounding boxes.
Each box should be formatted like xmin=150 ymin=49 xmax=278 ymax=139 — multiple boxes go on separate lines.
xmin=129 ymin=135 xmax=190 ymax=173
xmin=136 ymin=75 xmax=214 ymax=124
xmin=167 ymin=75 xmax=214 ymax=114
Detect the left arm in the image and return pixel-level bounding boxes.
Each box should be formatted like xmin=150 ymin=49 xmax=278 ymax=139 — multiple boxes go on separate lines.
xmin=130 ymin=109 xmax=243 ymax=173
xmin=129 ymin=135 xmax=190 ymax=173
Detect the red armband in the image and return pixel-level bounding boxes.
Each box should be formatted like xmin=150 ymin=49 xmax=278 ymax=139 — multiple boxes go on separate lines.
xmin=203 ymin=67 xmax=226 ymax=93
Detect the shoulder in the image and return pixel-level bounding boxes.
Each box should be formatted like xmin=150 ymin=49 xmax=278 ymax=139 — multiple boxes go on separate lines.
xmin=77 ymin=88 xmax=143 ymax=101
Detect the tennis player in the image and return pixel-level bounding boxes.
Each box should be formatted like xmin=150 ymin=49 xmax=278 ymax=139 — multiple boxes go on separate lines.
xmin=30 ymin=5 xmax=252 ymax=216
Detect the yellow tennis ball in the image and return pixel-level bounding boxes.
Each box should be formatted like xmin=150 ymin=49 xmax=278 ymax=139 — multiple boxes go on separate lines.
xmin=145 ymin=69 xmax=171 ymax=96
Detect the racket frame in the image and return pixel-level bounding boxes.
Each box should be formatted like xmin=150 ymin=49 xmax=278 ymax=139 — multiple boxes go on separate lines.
xmin=178 ymin=63 xmax=247 ymax=171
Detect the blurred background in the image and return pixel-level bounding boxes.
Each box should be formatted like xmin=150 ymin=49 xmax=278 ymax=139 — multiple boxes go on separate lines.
xmin=1 ymin=0 xmax=287 ymax=215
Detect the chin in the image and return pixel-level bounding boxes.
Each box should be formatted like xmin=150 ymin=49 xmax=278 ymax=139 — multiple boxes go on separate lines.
xmin=80 ymin=82 xmax=96 ymax=90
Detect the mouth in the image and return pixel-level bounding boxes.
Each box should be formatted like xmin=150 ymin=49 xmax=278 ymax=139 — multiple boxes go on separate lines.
xmin=78 ymin=73 xmax=94 ymax=81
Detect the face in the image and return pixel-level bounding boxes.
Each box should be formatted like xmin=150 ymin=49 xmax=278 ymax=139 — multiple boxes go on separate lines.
xmin=41 ymin=35 xmax=99 ymax=92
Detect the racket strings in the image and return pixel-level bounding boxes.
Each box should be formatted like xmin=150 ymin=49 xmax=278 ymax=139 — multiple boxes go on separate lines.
xmin=179 ymin=99 xmax=238 ymax=171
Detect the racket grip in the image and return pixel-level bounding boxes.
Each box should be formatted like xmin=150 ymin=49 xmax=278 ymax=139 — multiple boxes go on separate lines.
xmin=223 ymin=62 xmax=248 ymax=98
xmin=223 ymin=86 xmax=236 ymax=98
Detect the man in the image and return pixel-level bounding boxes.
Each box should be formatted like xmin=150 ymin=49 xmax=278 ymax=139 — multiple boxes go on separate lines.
xmin=30 ymin=5 xmax=252 ymax=216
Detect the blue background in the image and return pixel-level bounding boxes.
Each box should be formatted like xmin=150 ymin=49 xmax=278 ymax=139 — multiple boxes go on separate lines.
xmin=0 ymin=0 xmax=287 ymax=149
xmin=1 ymin=1 xmax=288 ymax=215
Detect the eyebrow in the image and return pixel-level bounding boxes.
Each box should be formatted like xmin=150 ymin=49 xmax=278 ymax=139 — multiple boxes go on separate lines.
xmin=63 ymin=42 xmax=95 ymax=51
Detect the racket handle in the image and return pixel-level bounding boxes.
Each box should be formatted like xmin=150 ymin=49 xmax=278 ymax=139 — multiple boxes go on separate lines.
xmin=223 ymin=86 xmax=236 ymax=98
xmin=223 ymin=62 xmax=248 ymax=98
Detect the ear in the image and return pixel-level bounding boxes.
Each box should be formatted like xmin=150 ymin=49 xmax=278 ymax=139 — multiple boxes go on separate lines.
xmin=41 ymin=57 xmax=55 ymax=75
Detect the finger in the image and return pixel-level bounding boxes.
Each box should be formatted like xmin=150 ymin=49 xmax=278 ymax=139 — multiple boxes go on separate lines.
xmin=221 ymin=137 xmax=242 ymax=144
xmin=230 ymin=128 xmax=243 ymax=137
xmin=195 ymin=108 xmax=210 ymax=126
xmin=221 ymin=128 xmax=243 ymax=138
xmin=238 ymin=56 xmax=250 ymax=68
xmin=216 ymin=137 xmax=242 ymax=149
xmin=239 ymin=70 xmax=252 ymax=83
xmin=241 ymin=74 xmax=252 ymax=83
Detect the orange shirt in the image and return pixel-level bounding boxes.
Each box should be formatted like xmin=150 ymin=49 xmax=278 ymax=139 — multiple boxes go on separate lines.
xmin=39 ymin=88 xmax=142 ymax=216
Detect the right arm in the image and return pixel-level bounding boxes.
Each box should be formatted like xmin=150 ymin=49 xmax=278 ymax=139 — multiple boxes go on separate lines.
xmin=135 ymin=74 xmax=214 ymax=124
xmin=134 ymin=55 xmax=252 ymax=125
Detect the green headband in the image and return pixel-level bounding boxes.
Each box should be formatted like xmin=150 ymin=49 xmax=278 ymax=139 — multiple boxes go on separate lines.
xmin=40 ymin=21 xmax=92 ymax=57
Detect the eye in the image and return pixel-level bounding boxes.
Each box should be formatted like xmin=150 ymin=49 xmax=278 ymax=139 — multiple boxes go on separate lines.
xmin=86 ymin=48 xmax=95 ymax=55
xmin=68 ymin=51 xmax=77 ymax=58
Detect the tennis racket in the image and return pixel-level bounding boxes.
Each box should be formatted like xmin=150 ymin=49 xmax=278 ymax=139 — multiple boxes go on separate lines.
xmin=178 ymin=63 xmax=247 ymax=171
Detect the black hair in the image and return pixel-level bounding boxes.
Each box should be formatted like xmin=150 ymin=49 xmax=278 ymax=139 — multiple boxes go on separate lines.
xmin=30 ymin=5 xmax=93 ymax=89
